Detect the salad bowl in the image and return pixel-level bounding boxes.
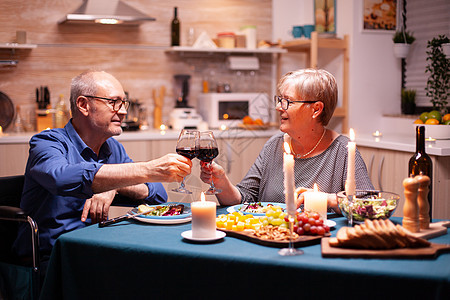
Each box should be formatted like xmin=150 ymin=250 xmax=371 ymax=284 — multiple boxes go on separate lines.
xmin=337 ymin=190 xmax=399 ymax=224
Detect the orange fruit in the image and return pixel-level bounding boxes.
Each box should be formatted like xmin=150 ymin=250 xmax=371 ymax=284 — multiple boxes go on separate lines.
xmin=242 ymin=116 xmax=254 ymax=125
xmin=253 ymin=118 xmax=264 ymax=126
xmin=425 ymin=118 xmax=439 ymax=125
xmin=413 ymin=119 xmax=424 ymax=124
xmin=443 ymin=114 xmax=450 ymax=123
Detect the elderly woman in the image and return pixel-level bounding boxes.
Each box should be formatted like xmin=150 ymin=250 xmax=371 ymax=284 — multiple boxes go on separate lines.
xmin=200 ymin=68 xmax=373 ymax=212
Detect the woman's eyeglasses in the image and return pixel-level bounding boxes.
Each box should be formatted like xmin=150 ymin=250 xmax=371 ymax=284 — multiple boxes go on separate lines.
xmin=83 ymin=95 xmax=130 ymax=112
xmin=274 ymin=95 xmax=318 ymax=110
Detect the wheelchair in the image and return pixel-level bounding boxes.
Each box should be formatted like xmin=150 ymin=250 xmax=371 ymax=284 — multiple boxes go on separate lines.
xmin=0 ymin=175 xmax=40 ymax=300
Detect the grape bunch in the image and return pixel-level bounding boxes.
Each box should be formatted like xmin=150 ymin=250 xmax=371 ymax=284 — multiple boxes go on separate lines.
xmin=284 ymin=211 xmax=330 ymax=236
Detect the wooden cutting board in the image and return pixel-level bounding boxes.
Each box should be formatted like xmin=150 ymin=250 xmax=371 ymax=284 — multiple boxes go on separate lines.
xmin=321 ymin=221 xmax=450 ymax=259
xmin=410 ymin=221 xmax=450 ymax=240
xmin=321 ymin=238 xmax=450 ymax=259
xmin=218 ymin=228 xmax=329 ymax=248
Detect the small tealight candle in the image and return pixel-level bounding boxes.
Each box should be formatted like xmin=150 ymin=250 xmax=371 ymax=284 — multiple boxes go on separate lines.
xmin=304 ymin=183 xmax=327 ymax=221
xmin=372 ymin=130 xmax=382 ymax=137
xmin=191 ymin=192 xmax=217 ymax=238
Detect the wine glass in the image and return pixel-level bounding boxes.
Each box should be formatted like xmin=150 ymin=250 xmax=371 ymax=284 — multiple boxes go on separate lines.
xmin=198 ymin=131 xmax=221 ymax=195
xmin=278 ymin=214 xmax=304 ymax=256
xmin=172 ymin=129 xmax=199 ymax=194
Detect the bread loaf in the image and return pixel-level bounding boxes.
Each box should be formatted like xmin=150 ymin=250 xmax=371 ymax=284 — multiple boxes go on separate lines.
xmin=328 ymin=219 xmax=430 ymax=249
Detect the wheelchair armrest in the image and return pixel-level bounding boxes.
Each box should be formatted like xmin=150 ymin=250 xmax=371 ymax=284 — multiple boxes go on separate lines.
xmin=0 ymin=206 xmax=27 ymax=221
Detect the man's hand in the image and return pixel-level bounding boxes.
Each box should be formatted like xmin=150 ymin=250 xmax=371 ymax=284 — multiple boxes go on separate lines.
xmin=81 ymin=190 xmax=117 ymax=223
xmin=147 ymin=153 xmax=192 ymax=183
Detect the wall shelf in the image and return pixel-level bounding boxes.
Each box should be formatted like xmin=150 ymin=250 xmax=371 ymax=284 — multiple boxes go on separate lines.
xmin=165 ymin=46 xmax=286 ymax=55
xmin=0 ymin=43 xmax=37 ymax=50
xmin=280 ymin=31 xmax=349 ymax=133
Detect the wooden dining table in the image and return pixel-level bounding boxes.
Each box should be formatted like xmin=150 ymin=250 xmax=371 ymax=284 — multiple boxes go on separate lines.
xmin=40 ymin=206 xmax=450 ymax=300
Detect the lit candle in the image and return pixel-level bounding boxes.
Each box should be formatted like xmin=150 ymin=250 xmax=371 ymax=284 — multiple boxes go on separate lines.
xmin=283 ymin=142 xmax=296 ymax=216
xmin=345 ymin=128 xmax=356 ymax=196
xmin=304 ymin=183 xmax=328 ymax=221
xmin=372 ymin=130 xmax=382 ymax=137
xmin=0 ymin=126 xmax=3 ymax=136
xmin=191 ymin=192 xmax=217 ymax=238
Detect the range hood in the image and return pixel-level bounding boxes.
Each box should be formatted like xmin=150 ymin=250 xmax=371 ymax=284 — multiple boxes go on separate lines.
xmin=58 ymin=0 xmax=156 ymax=25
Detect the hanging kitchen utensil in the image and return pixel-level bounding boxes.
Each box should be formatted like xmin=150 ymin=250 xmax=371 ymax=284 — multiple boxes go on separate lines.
xmin=0 ymin=91 xmax=15 ymax=130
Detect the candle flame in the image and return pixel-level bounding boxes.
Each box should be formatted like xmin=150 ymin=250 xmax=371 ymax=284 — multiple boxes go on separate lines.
xmin=201 ymin=192 xmax=205 ymax=202
xmin=0 ymin=126 xmax=2 ymax=134
xmin=349 ymin=128 xmax=355 ymax=142
xmin=313 ymin=183 xmax=318 ymax=192
xmin=283 ymin=142 xmax=291 ymax=154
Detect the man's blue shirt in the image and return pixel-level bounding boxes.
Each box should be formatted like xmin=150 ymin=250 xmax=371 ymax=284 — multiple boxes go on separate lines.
xmin=13 ymin=121 xmax=167 ymax=257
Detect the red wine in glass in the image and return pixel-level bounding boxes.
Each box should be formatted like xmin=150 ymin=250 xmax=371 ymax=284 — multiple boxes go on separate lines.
xmin=197 ymin=147 xmax=218 ymax=162
xmin=199 ymin=131 xmax=221 ymax=195
xmin=176 ymin=147 xmax=199 ymax=160
xmin=172 ymin=129 xmax=199 ymax=194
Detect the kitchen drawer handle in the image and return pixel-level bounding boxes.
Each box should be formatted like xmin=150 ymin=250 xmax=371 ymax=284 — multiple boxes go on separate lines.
xmin=378 ymin=155 xmax=384 ymax=191
xmin=368 ymin=154 xmax=374 ymax=182
xmin=226 ymin=143 xmax=232 ymax=174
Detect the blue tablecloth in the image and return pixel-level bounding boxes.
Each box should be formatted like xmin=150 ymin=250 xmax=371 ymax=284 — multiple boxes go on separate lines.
xmin=40 ymin=208 xmax=450 ymax=300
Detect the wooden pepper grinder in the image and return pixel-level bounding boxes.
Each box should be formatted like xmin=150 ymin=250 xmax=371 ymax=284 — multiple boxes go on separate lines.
xmin=402 ymin=176 xmax=420 ymax=232
xmin=415 ymin=173 xmax=431 ymax=229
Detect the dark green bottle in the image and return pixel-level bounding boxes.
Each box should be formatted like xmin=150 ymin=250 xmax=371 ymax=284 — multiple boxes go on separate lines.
xmin=171 ymin=7 xmax=180 ymax=46
xmin=408 ymin=126 xmax=433 ymax=220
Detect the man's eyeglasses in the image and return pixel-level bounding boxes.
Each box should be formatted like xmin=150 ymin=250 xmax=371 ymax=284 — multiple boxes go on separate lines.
xmin=274 ymin=95 xmax=318 ymax=110
xmin=83 ymin=95 xmax=130 ymax=112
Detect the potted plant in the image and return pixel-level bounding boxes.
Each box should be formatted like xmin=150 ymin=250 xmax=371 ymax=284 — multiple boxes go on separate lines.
xmin=401 ymin=88 xmax=416 ymax=115
xmin=392 ymin=30 xmax=415 ymax=58
xmin=425 ymin=35 xmax=450 ymax=115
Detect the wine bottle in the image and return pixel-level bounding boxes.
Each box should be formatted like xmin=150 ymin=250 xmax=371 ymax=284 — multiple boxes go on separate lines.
xmin=408 ymin=126 xmax=433 ymax=220
xmin=171 ymin=7 xmax=180 ymax=46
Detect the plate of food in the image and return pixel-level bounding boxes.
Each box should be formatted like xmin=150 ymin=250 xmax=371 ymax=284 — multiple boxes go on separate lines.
xmin=226 ymin=202 xmax=286 ymax=216
xmin=133 ymin=202 xmax=192 ymax=224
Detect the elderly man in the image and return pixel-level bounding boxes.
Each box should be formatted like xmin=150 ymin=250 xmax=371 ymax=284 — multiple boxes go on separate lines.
xmin=13 ymin=70 xmax=191 ymax=264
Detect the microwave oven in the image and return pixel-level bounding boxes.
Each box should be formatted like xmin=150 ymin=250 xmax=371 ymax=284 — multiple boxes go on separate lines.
xmin=197 ymin=93 xmax=270 ymax=128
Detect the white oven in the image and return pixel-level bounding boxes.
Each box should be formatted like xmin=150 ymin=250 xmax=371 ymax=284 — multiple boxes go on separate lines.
xmin=196 ymin=93 xmax=270 ymax=129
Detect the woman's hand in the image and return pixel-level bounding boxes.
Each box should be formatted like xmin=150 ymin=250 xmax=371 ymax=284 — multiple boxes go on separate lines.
xmin=199 ymin=161 xmax=226 ymax=185
xmin=294 ymin=187 xmax=312 ymax=209
xmin=295 ymin=187 xmax=340 ymax=214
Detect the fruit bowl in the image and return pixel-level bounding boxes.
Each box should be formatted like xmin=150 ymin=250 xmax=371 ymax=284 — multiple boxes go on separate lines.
xmin=415 ymin=124 xmax=450 ymax=140
xmin=337 ymin=190 xmax=399 ymax=224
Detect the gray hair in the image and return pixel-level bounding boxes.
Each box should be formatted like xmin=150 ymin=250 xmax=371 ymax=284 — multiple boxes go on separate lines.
xmin=69 ymin=70 xmax=101 ymax=116
xmin=277 ymin=68 xmax=338 ymax=126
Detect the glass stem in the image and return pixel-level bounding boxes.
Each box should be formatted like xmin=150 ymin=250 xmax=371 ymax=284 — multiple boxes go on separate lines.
xmin=288 ymin=216 xmax=294 ymax=251
xmin=180 ymin=177 xmax=186 ymax=189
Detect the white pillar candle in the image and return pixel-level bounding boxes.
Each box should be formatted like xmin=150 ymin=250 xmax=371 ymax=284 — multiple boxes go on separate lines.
xmin=304 ymin=183 xmax=328 ymax=221
xmin=345 ymin=128 xmax=356 ymax=196
xmin=283 ymin=142 xmax=296 ymax=216
xmin=191 ymin=192 xmax=216 ymax=238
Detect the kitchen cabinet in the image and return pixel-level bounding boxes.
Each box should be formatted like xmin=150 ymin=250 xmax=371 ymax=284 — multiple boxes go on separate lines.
xmin=358 ymin=145 xmax=450 ymax=219
xmin=0 ymin=143 xmax=29 ymax=176
xmin=281 ymin=31 xmax=349 ymax=133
